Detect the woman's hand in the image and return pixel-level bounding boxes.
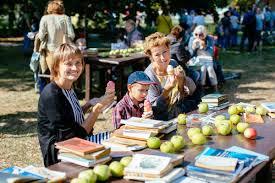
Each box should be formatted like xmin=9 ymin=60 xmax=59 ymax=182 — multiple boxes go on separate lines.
xmin=164 ymin=75 xmax=176 ymax=91
xmin=93 ymin=92 xmax=116 ymax=113
xmin=88 ymin=97 xmax=101 ymax=107
xmin=192 ymin=39 xmax=200 ymax=50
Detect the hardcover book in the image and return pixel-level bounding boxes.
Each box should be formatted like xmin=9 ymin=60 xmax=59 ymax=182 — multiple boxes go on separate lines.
xmin=124 ymin=154 xmax=173 ymax=178
xmin=195 ymin=155 xmax=238 ymax=172
xmin=55 ymin=137 xmax=105 ymax=156
xmin=261 ymin=102 xmax=275 ymax=112
xmin=57 ymin=153 xmax=111 ymax=167
xmin=124 ymin=168 xmax=185 ymax=182
xmin=137 ymin=149 xmax=184 ymax=167
xmin=59 ymin=147 xmax=111 ymax=160
xmin=121 ymin=117 xmax=165 ymax=128
xmin=196 ymin=147 xmax=258 ymax=176
xmin=201 ymin=93 xmax=228 ymax=103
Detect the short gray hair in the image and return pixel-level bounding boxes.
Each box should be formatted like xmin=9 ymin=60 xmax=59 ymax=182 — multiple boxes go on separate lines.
xmin=193 ymin=25 xmax=207 ymax=37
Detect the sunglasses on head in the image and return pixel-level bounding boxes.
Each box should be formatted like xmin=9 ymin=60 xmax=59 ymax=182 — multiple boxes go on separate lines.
xmin=195 ymin=33 xmax=204 ymax=37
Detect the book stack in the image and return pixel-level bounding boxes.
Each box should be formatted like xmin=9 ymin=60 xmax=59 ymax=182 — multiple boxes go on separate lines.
xmin=102 ymin=117 xmax=176 ymax=152
xmin=123 ymin=154 xmax=185 ymax=182
xmin=55 ymin=137 xmax=111 ymax=167
xmin=201 ymin=93 xmax=229 ymax=110
xmin=186 ymin=146 xmax=269 ymax=183
xmin=261 ymin=102 xmax=275 ymax=118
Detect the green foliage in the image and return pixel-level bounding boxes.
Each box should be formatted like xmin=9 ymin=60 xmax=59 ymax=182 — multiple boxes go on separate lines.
xmin=232 ymin=0 xmax=255 ymax=12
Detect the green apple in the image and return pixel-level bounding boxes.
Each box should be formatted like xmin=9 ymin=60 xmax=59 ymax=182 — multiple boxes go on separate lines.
xmin=228 ymin=105 xmax=238 ymax=115
xmin=245 ymin=106 xmax=256 ymax=114
xmin=160 ymin=141 xmax=175 ymax=153
xmin=256 ymin=106 xmax=267 ymax=116
xmin=236 ymin=105 xmax=244 ymax=113
xmin=198 ymin=102 xmax=209 ymax=113
xmin=71 ymin=178 xmax=89 ymax=183
xmin=109 ymin=161 xmax=124 ymax=177
xmin=191 ymin=133 xmax=207 ymax=145
xmin=187 ymin=128 xmax=201 ymax=139
xmin=177 ymin=113 xmax=187 ymax=125
xmin=236 ymin=122 xmax=250 ymax=133
xmin=217 ymin=123 xmax=231 ymax=135
xmin=170 ymin=135 xmax=185 ymax=151
xmin=230 ymin=114 xmax=241 ymax=125
xmin=147 ymin=137 xmax=161 ymax=149
xmin=202 ymin=125 xmax=213 ymax=136
xmin=120 ymin=156 xmax=132 ymax=167
xmin=78 ymin=170 xmax=97 ymax=183
xmin=214 ymin=115 xmax=227 ymax=127
xmin=93 ymin=164 xmax=111 ymax=181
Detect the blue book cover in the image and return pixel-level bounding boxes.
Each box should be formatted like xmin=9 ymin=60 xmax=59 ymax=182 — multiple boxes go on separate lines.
xmin=1 ymin=166 xmax=44 ymax=179
xmin=197 ymin=147 xmax=257 ymax=167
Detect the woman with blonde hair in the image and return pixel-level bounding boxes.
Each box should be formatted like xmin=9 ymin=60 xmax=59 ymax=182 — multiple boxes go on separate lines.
xmin=144 ymin=32 xmax=200 ymax=120
xmin=38 ymin=44 xmax=115 ymax=167
xmin=37 ymin=0 xmax=75 ymax=73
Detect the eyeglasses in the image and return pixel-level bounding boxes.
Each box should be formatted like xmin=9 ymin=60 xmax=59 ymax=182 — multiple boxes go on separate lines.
xmin=195 ymin=33 xmax=204 ymax=37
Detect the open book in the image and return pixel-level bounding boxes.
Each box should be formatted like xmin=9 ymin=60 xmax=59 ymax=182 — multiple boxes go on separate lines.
xmin=124 ymin=154 xmax=173 ymax=178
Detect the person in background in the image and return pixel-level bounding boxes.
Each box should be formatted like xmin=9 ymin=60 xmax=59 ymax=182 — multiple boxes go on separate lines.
xmin=143 ymin=32 xmax=200 ymax=120
xmin=156 ymin=7 xmax=173 ymax=35
xmin=125 ymin=19 xmax=144 ymax=47
xmin=230 ymin=10 xmax=240 ymax=47
xmin=192 ymin=10 xmax=205 ymax=31
xmin=240 ymin=7 xmax=256 ymax=52
xmin=188 ymin=25 xmax=218 ymax=91
xmin=253 ymin=8 xmax=264 ymax=52
xmin=112 ymin=71 xmax=156 ymax=129
xmin=37 ymin=0 xmax=75 ymax=73
xmin=220 ymin=11 xmax=232 ymax=50
xmin=166 ymin=25 xmax=183 ymax=56
xmin=38 ymin=44 xmax=115 ymax=167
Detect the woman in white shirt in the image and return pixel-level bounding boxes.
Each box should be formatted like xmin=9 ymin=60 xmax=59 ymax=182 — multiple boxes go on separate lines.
xmin=38 ymin=1 xmax=75 ymax=73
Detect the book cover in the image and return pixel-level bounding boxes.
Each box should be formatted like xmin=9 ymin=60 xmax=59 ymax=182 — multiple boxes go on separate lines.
xmin=0 ymin=172 xmax=45 ymax=183
xmin=59 ymin=147 xmax=111 ymax=160
xmin=124 ymin=154 xmax=173 ymax=178
xmin=1 ymin=166 xmax=44 ymax=179
xmin=121 ymin=117 xmax=165 ymax=128
xmin=55 ymin=137 xmax=105 ymax=156
xmin=226 ymin=146 xmax=269 ymax=167
xmin=124 ymin=168 xmax=185 ymax=182
xmin=58 ymin=153 xmax=111 ymax=167
xmin=186 ymin=163 xmax=241 ymax=183
xmin=112 ymin=128 xmax=164 ymax=141
xmin=196 ymin=147 xmax=258 ymax=176
xmin=201 ymin=93 xmax=228 ymax=103
xmin=261 ymin=102 xmax=275 ymax=112
xmin=108 ymin=136 xmax=147 ymax=146
xmin=122 ymin=129 xmax=158 ymax=140
xmin=195 ymin=155 xmax=238 ymax=172
xmin=137 ymin=149 xmax=184 ymax=167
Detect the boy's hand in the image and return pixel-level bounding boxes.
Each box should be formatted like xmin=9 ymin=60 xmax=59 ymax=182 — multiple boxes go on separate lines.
xmin=142 ymin=111 xmax=153 ymax=119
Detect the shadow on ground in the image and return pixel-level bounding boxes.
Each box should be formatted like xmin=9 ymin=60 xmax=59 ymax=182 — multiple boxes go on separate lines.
xmin=0 ymin=111 xmax=37 ymax=135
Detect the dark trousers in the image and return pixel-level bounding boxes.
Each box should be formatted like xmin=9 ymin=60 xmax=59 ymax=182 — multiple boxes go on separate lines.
xmin=240 ymin=28 xmax=255 ymax=52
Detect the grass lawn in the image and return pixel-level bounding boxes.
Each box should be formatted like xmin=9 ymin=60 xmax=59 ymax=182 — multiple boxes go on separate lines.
xmin=0 ymin=44 xmax=274 ymax=169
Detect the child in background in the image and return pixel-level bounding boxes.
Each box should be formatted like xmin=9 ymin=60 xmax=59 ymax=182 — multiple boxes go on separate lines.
xmin=112 ymin=71 xmax=156 ymax=129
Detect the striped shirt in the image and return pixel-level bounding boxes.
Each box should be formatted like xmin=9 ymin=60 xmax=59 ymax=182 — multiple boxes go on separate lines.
xmin=62 ymin=89 xmax=84 ymax=124
xmin=62 ymin=88 xmax=110 ymax=144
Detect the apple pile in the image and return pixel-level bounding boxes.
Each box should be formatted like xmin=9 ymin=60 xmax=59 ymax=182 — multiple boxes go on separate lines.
xmin=71 ymin=156 xmax=133 ymax=182
xmin=147 ymin=135 xmax=185 ymax=153
xmin=187 ymin=127 xmax=207 ymax=145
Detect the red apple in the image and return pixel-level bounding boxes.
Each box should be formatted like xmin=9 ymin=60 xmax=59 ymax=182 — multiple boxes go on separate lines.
xmin=243 ymin=128 xmax=257 ymax=140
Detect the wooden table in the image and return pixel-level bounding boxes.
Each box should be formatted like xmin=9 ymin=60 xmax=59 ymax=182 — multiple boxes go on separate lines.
xmin=49 ymin=116 xmax=275 ymax=183
xmin=84 ymin=53 xmax=149 ymax=101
